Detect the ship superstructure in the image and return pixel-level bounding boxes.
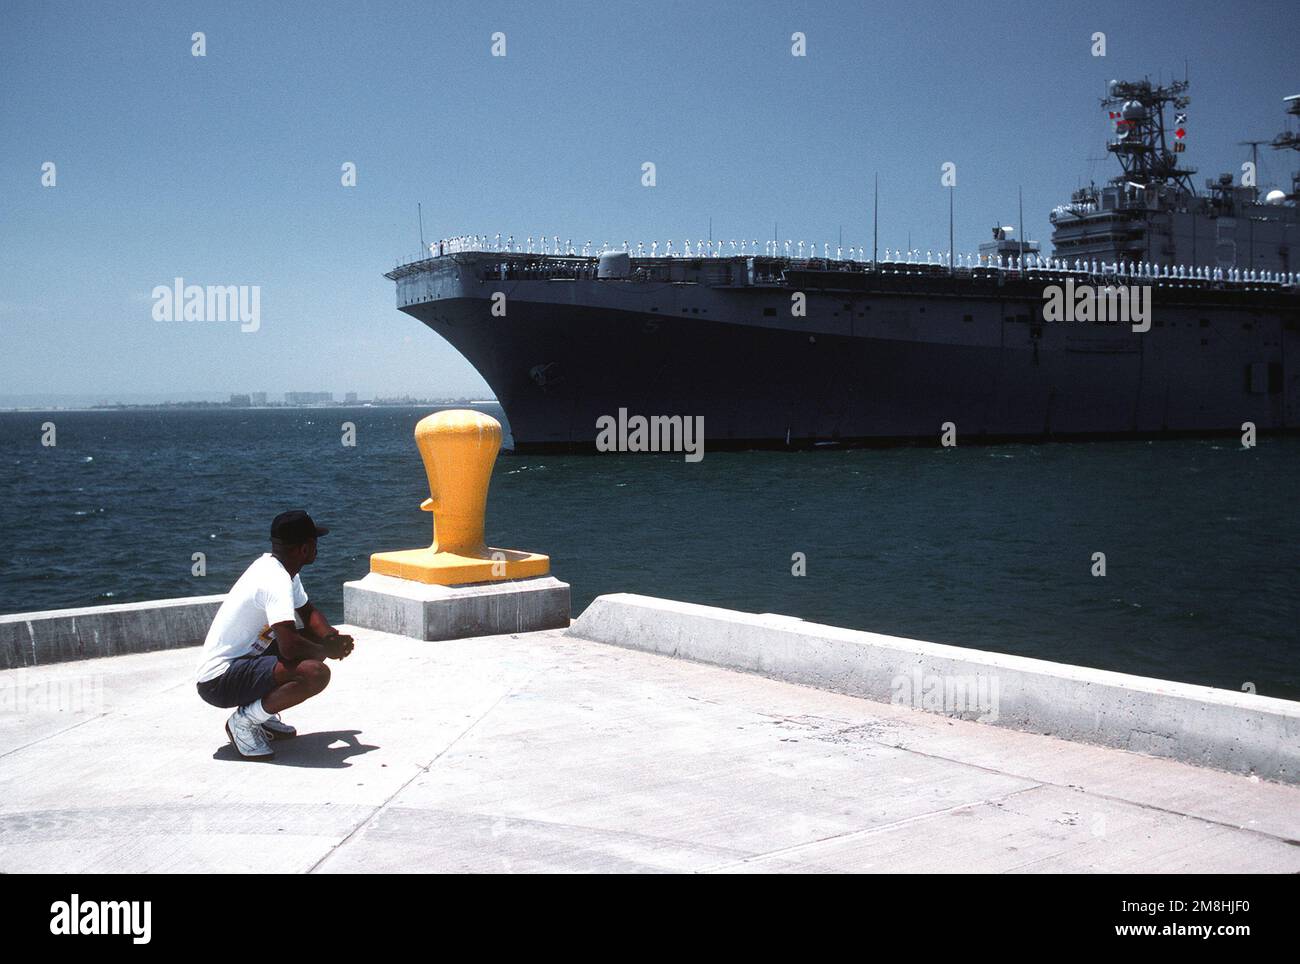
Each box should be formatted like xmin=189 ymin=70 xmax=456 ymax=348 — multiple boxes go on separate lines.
xmin=1050 ymin=80 xmax=1298 ymax=273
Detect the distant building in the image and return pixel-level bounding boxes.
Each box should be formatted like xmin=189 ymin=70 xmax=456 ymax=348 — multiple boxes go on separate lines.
xmin=229 ymin=394 xmax=251 ymax=407
xmin=344 ymin=392 xmax=358 ymax=404
xmin=284 ymin=391 xmax=334 ymax=406
xmin=250 ymin=391 xmax=268 ymax=406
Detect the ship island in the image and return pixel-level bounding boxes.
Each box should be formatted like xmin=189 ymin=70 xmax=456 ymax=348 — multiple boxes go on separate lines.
xmin=386 ymin=78 xmax=1300 ymax=452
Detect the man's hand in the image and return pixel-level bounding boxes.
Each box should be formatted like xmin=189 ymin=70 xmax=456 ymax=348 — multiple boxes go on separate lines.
xmin=323 ymin=631 xmax=355 ymax=660
xmin=293 ymin=604 xmax=355 ymax=660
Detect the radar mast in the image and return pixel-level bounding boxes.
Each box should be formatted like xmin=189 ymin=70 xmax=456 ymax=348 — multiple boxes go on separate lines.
xmin=1270 ymin=93 xmax=1300 ymax=201
xmin=1101 ymin=78 xmax=1196 ymax=192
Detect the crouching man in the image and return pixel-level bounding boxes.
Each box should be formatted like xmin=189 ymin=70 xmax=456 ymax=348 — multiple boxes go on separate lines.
xmin=195 ymin=510 xmax=354 ymax=760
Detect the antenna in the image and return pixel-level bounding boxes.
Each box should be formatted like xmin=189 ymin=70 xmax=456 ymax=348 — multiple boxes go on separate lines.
xmin=418 ymin=203 xmax=426 ymax=252
xmin=873 ymin=173 xmax=879 ymax=265
xmin=948 ymin=188 xmax=954 ymax=272
xmin=709 ymin=217 xmax=712 ymax=243
xmin=1018 ymin=187 xmax=1024 ymax=262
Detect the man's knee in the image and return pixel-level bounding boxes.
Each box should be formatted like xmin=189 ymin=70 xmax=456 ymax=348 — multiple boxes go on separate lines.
xmin=296 ymin=659 xmax=330 ymax=691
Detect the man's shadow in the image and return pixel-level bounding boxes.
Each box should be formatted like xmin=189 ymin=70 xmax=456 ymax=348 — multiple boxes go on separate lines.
xmin=213 ymin=730 xmax=378 ymax=768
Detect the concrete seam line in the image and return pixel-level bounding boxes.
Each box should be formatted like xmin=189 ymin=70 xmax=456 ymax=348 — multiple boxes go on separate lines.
xmin=304 ymin=673 xmax=535 ymax=874
xmin=878 ymin=742 xmax=1300 ymax=847
xmin=0 ymin=714 xmax=108 ymax=763
xmin=0 ymin=672 xmax=194 ymax=762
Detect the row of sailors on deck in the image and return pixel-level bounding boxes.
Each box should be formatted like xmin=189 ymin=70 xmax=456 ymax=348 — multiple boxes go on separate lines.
xmin=427 ymin=235 xmax=1295 ymax=286
xmin=436 ymin=235 xmax=890 ymax=259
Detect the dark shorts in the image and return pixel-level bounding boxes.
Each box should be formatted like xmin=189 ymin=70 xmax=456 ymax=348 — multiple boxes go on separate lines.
xmin=197 ymin=646 xmax=282 ymax=709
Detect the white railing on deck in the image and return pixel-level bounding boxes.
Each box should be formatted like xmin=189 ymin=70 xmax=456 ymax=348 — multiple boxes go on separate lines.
xmin=417 ymin=233 xmax=1299 ymax=289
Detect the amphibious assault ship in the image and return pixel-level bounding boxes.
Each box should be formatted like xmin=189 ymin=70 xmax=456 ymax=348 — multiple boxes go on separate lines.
xmin=386 ymin=80 xmax=1300 ymax=452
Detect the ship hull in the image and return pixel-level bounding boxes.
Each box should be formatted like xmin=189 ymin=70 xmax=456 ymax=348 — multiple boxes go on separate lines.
xmin=398 ymin=274 xmax=1299 ymax=451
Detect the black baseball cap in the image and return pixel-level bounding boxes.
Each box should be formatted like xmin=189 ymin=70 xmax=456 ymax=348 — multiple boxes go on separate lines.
xmin=270 ymin=509 xmax=330 ymax=544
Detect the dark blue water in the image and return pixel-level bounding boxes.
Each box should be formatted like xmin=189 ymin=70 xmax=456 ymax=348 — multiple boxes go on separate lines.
xmin=2 ymin=407 xmax=1296 ymax=699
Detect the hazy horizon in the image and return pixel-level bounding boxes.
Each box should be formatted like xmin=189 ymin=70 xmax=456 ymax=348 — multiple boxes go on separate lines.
xmin=0 ymin=390 xmax=499 ymax=410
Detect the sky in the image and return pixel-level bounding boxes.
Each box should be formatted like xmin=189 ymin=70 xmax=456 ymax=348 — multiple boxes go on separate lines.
xmin=2 ymin=0 xmax=1296 ymax=402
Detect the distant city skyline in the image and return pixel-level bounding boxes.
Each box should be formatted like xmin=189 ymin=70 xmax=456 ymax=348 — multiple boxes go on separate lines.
xmin=2 ymin=0 xmax=1297 ymax=397
xmin=0 ymin=389 xmax=497 ymax=410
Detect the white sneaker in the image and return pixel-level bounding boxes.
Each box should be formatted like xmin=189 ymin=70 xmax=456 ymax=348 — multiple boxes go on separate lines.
xmin=225 ymin=707 xmax=275 ymax=759
xmin=261 ymin=714 xmax=297 ymax=740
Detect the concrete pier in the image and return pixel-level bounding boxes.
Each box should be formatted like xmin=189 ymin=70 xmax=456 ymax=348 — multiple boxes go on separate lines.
xmin=1 ymin=605 xmax=1298 ymax=872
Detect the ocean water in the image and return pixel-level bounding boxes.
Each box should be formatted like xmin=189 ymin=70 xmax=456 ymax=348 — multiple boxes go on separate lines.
xmin=1 ymin=406 xmax=1296 ymax=699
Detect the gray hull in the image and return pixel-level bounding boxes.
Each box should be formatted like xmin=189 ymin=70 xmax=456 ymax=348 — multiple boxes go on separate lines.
xmin=391 ymin=254 xmax=1300 ymax=451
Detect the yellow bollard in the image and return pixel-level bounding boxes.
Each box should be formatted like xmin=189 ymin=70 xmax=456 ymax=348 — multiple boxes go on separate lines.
xmin=369 ymin=410 xmax=550 ymax=585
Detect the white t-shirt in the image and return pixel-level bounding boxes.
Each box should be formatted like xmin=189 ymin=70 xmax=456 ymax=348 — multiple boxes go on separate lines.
xmin=196 ymin=553 xmax=309 ymax=683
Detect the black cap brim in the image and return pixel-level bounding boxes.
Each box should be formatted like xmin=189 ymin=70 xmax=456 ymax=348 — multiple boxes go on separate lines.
xmin=270 ymin=510 xmax=330 ymax=543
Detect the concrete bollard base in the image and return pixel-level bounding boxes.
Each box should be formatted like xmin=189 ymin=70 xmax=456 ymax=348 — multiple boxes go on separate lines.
xmin=343 ymin=572 xmax=570 ymax=641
